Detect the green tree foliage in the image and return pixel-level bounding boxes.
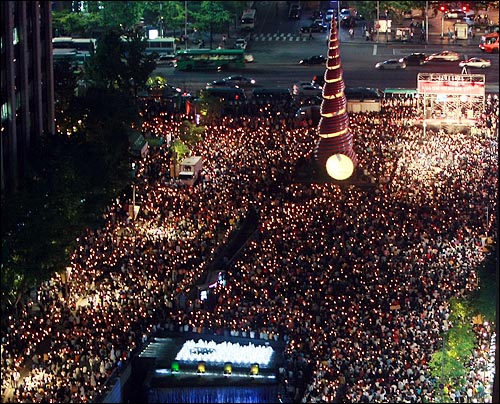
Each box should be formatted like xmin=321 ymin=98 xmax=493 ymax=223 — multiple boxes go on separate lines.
xmin=100 ymin=1 xmax=145 ymax=30
xmin=470 ymin=248 xmax=497 ymax=323
xmin=142 ymin=1 xmax=185 ymax=37
xmin=351 ymin=1 xmax=426 ymax=24
xmin=83 ymin=28 xmax=156 ymax=95
xmin=121 ymin=28 xmax=159 ymax=96
xmin=428 ymin=297 xmax=477 ymax=396
xmin=179 ymin=120 xmax=205 ymax=148
xmin=52 ymin=9 xmax=104 ymax=38
xmin=190 ymin=1 xmax=231 ymax=49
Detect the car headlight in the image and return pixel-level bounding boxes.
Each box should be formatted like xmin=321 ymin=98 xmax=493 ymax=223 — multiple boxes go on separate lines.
xmin=398 ymin=58 xmax=404 ymax=63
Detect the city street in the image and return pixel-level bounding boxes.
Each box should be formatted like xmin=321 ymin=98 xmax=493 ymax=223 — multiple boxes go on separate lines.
xmin=154 ymin=2 xmax=499 ymax=95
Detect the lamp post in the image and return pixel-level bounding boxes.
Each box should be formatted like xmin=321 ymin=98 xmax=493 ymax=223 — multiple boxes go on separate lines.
xmin=184 ymin=0 xmax=188 ymax=49
xmin=376 ymin=1 xmax=380 ymax=42
xmin=441 ymin=319 xmax=449 ymax=399
xmin=441 ymin=13 xmax=444 ymax=38
xmin=425 ymin=1 xmax=429 ymax=43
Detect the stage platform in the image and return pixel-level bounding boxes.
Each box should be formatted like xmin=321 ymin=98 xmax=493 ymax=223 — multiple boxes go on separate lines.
xmin=127 ymin=331 xmax=286 ymax=403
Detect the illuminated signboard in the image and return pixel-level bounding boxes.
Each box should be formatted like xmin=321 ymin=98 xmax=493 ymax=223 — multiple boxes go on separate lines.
xmin=417 ymin=80 xmax=485 ymax=96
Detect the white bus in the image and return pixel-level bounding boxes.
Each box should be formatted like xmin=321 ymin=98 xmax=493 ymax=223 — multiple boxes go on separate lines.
xmin=52 ymin=37 xmax=96 ymax=54
xmin=241 ymin=8 xmax=256 ymax=31
xmin=145 ymin=37 xmax=177 ymax=56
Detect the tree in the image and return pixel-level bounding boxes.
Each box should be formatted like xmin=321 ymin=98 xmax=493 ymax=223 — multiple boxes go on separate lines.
xmin=121 ymin=28 xmax=158 ymax=97
xmin=351 ymin=1 xmax=426 ymax=25
xmin=169 ymin=139 xmax=190 ymax=178
xmin=179 ymin=120 xmax=205 ymax=148
xmin=142 ymin=1 xmax=185 ymax=38
xmin=190 ymin=1 xmax=231 ymax=49
xmin=100 ymin=1 xmax=145 ymax=30
xmin=83 ymin=28 xmax=156 ymax=95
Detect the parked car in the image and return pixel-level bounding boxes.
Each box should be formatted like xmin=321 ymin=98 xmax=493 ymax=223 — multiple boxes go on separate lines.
xmin=398 ymin=53 xmax=428 ymax=66
xmin=299 ymin=55 xmax=327 ymax=65
xmin=207 ymin=75 xmax=256 ymax=89
xmin=375 ymin=59 xmax=407 ymax=70
xmin=459 ymin=57 xmax=491 ymax=68
xmin=426 ymin=50 xmax=461 ymax=61
xmin=300 ymin=22 xmax=328 ymax=33
xmin=234 ymin=38 xmax=247 ymax=50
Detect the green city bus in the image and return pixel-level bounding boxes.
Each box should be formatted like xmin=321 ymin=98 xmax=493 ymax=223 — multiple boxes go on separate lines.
xmin=174 ymin=49 xmax=245 ymax=71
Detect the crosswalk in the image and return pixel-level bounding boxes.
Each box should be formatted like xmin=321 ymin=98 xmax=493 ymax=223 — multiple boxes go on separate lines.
xmin=252 ymin=33 xmax=308 ymax=42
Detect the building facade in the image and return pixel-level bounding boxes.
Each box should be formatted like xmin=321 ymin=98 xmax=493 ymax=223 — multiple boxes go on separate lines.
xmin=1 ymin=1 xmax=55 ymax=194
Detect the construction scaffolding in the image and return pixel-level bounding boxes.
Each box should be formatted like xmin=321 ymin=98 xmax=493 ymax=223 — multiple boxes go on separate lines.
xmin=417 ymin=72 xmax=485 ymax=133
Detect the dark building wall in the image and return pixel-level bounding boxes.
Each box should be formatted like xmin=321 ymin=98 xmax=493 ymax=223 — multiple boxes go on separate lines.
xmin=1 ymin=1 xmax=55 ymax=194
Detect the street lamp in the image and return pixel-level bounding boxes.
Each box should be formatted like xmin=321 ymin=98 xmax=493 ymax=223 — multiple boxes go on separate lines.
xmin=425 ymin=1 xmax=429 ymax=43
xmin=441 ymin=319 xmax=449 ymax=398
xmin=184 ymin=1 xmax=188 ymax=49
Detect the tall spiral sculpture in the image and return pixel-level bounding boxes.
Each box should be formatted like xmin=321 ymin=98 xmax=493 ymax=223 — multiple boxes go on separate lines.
xmin=314 ymin=18 xmax=358 ymax=180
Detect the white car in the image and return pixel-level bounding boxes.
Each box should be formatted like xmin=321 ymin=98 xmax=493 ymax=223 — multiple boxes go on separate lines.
xmin=293 ymin=82 xmax=323 ymax=96
xmin=375 ymin=59 xmax=407 ymax=69
xmin=459 ymin=57 xmax=491 ymax=68
xmin=234 ymin=38 xmax=247 ymax=50
xmin=426 ymin=51 xmax=461 ymax=61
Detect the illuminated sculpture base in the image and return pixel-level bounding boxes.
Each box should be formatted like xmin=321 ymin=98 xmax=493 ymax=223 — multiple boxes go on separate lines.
xmin=325 ymin=154 xmax=355 ymax=180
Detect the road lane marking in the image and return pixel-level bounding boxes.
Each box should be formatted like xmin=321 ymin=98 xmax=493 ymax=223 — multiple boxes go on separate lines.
xmin=373 ymin=44 xmax=377 ymax=55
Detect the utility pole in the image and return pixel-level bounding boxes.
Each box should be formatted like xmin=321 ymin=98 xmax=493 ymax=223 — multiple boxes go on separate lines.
xmin=184 ymin=1 xmax=188 ymax=49
xmin=425 ymin=1 xmax=429 ymax=43
xmin=376 ymin=1 xmax=380 ymax=43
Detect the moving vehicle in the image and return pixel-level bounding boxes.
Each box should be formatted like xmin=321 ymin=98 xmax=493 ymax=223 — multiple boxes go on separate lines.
xmin=479 ymin=32 xmax=499 ymax=53
xmin=299 ymin=55 xmax=327 ymax=65
xmin=375 ymin=59 xmax=406 ymax=70
xmin=174 ymin=49 xmax=245 ymax=71
xmin=234 ymin=38 xmax=248 ymax=50
xmin=156 ymin=54 xmax=176 ymax=67
xmin=300 ymin=22 xmax=328 ymax=33
xmin=398 ymin=53 xmax=428 ymax=66
xmin=459 ymin=57 xmax=491 ymax=68
xmin=241 ymin=8 xmax=256 ymax=31
xmin=178 ymin=156 xmax=203 ymax=186
xmin=425 ymin=50 xmax=460 ymax=61
xmin=207 ymin=75 xmax=256 ymax=89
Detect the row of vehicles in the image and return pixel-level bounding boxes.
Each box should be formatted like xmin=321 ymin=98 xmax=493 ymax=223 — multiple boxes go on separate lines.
xmin=375 ymin=50 xmax=492 ymax=70
xmin=203 ymin=74 xmax=384 ymax=102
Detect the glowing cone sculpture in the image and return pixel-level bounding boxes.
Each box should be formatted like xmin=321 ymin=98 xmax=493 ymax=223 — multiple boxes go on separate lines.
xmin=315 ymin=18 xmax=358 ymax=180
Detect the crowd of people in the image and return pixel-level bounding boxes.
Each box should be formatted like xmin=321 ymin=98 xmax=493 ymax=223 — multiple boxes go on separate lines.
xmin=1 ymin=93 xmax=498 ymax=403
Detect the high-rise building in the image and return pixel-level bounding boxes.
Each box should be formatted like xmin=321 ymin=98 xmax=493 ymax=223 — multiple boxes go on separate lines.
xmin=1 ymin=1 xmax=55 ymax=194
